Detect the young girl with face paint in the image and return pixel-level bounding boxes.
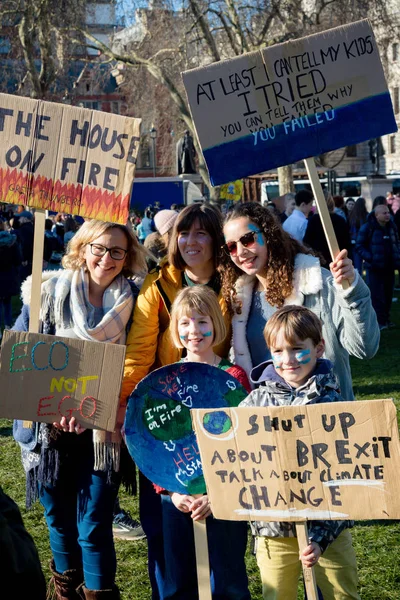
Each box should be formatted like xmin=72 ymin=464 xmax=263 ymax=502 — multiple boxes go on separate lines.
xmin=240 ymin=305 xmax=360 ymax=600
xmin=155 ymin=286 xmax=251 ymax=600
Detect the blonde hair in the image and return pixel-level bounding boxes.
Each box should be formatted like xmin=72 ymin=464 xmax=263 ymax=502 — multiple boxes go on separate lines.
xmin=170 ymin=286 xmax=226 ymax=349
xmin=264 ymin=305 xmax=323 ymax=348
xmin=62 ymin=219 xmax=148 ymax=277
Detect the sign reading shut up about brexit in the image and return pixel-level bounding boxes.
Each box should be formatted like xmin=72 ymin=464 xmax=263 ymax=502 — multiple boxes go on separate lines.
xmin=182 ymin=19 xmax=397 ymax=186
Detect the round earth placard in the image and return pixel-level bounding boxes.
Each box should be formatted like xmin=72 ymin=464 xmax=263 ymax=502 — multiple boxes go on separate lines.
xmin=124 ymin=362 xmax=248 ymax=494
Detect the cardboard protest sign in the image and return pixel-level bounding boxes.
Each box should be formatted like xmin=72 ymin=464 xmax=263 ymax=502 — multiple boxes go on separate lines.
xmin=182 ymin=19 xmax=397 ymax=186
xmin=0 ymin=94 xmax=141 ymax=223
xmin=124 ymin=362 xmax=248 ymax=494
xmin=192 ymin=400 xmax=400 ymax=521
xmin=0 ymin=330 xmax=126 ymax=431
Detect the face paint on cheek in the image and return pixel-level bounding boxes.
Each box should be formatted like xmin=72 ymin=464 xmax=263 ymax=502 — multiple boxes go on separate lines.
xmin=295 ymin=349 xmax=311 ymax=364
xmin=271 ymin=353 xmax=282 ymax=369
xmin=248 ymin=222 xmax=265 ymax=246
xmin=179 ymin=335 xmax=188 ymax=340
xmin=202 ymin=331 xmax=212 ymax=337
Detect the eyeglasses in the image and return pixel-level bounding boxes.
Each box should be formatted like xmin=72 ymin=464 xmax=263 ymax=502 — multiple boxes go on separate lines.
xmin=222 ymin=230 xmax=262 ymax=257
xmin=89 ymin=243 xmax=127 ymax=261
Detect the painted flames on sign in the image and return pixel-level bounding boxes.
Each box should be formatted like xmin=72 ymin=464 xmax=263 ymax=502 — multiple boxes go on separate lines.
xmin=0 ymin=167 xmax=129 ymax=224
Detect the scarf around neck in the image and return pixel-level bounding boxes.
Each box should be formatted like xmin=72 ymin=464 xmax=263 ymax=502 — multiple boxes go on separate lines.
xmin=40 ymin=267 xmax=133 ymax=345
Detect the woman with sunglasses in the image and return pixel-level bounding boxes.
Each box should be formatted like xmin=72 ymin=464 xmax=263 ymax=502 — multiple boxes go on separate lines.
xmin=222 ymin=202 xmax=379 ymax=401
xmin=13 ymin=219 xmax=147 ymax=599
xmin=120 ymin=203 xmax=231 ymax=600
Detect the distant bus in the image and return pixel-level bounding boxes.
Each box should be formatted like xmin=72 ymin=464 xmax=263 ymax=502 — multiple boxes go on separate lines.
xmin=261 ymin=176 xmax=367 ymax=202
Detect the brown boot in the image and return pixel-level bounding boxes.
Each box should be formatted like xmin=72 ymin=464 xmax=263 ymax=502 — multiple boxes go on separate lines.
xmin=78 ymin=585 xmax=120 ymax=599
xmin=47 ymin=559 xmax=83 ymax=600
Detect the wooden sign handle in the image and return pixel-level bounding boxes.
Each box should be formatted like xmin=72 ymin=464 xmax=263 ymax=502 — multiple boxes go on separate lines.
xmin=193 ymin=520 xmax=212 ymax=600
xmin=23 ymin=209 xmax=46 ymax=428
xmin=304 ymin=157 xmax=349 ymax=290
xmin=296 ymin=522 xmax=319 ymax=600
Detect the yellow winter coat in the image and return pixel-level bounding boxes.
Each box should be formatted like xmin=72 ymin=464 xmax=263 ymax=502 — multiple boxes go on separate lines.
xmin=121 ymin=260 xmax=232 ymax=401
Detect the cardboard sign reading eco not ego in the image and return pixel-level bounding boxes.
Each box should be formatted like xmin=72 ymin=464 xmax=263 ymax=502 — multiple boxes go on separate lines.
xmin=0 ymin=94 xmax=141 ymax=223
xmin=0 ymin=330 xmax=126 ymax=431
xmin=124 ymin=362 xmax=248 ymax=494
xmin=192 ymin=400 xmax=400 ymax=521
xmin=182 ymin=19 xmax=397 ymax=186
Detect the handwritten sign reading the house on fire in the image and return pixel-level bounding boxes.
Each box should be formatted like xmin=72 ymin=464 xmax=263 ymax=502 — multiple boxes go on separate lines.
xmin=0 ymin=93 xmax=141 ymax=223
xmin=182 ymin=19 xmax=397 ymax=186
xmin=192 ymin=400 xmax=400 ymax=521
xmin=0 ymin=330 xmax=126 ymax=431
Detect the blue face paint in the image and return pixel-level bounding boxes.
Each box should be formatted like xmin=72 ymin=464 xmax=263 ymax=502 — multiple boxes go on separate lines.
xmin=202 ymin=331 xmax=212 ymax=337
xmin=271 ymin=353 xmax=282 ymax=369
xmin=179 ymin=335 xmax=188 ymax=340
xmin=248 ymin=222 xmax=265 ymax=246
xmin=295 ymin=349 xmax=311 ymax=364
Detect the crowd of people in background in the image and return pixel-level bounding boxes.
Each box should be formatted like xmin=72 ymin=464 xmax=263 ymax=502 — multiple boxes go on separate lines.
xmin=0 ymin=188 xmax=398 ymax=599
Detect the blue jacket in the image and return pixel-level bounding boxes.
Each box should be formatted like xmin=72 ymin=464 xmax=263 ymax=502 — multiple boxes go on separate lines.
xmin=356 ymin=212 xmax=400 ymax=270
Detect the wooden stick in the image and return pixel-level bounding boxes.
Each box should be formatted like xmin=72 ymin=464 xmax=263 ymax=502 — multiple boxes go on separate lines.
xmin=193 ymin=520 xmax=212 ymax=600
xmin=29 ymin=209 xmax=46 ymax=333
xmin=304 ymin=157 xmax=349 ymax=290
xmin=296 ymin=522 xmax=319 ymax=600
xmin=23 ymin=209 xmax=46 ymax=427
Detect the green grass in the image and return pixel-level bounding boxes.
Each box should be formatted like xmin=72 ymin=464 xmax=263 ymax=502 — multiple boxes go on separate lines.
xmin=1 ymin=289 xmax=400 ymax=598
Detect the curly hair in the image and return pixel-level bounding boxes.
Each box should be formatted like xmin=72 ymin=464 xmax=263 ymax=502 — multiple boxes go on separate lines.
xmin=221 ymin=203 xmax=313 ymax=313
xmin=62 ymin=219 xmax=148 ymax=277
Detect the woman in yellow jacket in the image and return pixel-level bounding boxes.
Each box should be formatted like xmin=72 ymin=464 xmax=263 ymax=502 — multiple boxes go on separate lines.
xmin=121 ymin=203 xmax=231 ymax=600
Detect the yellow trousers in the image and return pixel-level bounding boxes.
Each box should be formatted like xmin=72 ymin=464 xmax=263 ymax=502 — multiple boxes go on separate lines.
xmin=256 ymin=530 xmax=360 ymax=600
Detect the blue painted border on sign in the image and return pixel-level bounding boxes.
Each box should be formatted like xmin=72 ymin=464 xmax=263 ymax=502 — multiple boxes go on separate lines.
xmin=203 ymin=92 xmax=397 ymax=186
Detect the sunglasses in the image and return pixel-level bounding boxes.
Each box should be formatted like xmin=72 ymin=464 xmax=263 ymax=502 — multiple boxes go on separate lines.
xmin=223 ymin=230 xmax=262 ymax=257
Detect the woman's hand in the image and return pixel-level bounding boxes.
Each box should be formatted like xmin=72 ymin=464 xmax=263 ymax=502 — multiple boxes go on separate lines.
xmin=329 ymin=249 xmax=355 ymax=286
xmin=300 ymin=542 xmax=322 ymax=568
xmin=52 ymin=416 xmax=86 ymax=435
xmin=170 ymin=492 xmax=195 ymax=513
xmin=189 ymin=494 xmax=212 ymax=521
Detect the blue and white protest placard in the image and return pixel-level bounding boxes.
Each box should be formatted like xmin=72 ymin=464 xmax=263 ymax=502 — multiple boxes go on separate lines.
xmin=124 ymin=362 xmax=248 ymax=494
xmin=182 ymin=19 xmax=397 ymax=186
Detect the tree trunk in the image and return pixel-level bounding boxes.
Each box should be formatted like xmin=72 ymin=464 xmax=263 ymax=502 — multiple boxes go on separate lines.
xmin=278 ymin=165 xmax=295 ymax=195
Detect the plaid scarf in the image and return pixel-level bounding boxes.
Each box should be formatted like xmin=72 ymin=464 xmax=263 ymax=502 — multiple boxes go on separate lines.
xmin=41 ymin=267 xmax=133 ymax=344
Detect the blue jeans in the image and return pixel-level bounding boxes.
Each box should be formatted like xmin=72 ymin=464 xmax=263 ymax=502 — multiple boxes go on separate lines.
xmin=139 ymin=472 xmax=165 ymax=599
xmin=39 ymin=438 xmax=119 ymax=591
xmin=161 ymin=494 xmax=250 ymax=600
xmin=368 ymin=268 xmax=395 ymax=326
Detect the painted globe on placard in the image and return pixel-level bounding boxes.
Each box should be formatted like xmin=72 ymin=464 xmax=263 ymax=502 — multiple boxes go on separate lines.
xmin=203 ymin=410 xmax=232 ymax=435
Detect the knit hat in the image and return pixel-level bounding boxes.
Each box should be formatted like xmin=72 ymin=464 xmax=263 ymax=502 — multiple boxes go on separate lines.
xmin=154 ymin=209 xmax=178 ymax=236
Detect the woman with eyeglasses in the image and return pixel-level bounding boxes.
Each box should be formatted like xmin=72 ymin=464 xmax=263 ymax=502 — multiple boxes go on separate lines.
xmin=12 ymin=219 xmax=147 ymax=600
xmin=120 ymin=202 xmax=232 ymax=600
xmin=221 ymin=202 xmax=379 ymax=401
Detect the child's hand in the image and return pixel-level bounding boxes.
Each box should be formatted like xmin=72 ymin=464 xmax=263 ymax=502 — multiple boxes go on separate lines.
xmin=300 ymin=542 xmax=322 ymax=568
xmin=189 ymin=494 xmax=212 ymax=521
xmin=329 ymin=249 xmax=355 ymax=285
xmin=170 ymin=492 xmax=195 ymax=513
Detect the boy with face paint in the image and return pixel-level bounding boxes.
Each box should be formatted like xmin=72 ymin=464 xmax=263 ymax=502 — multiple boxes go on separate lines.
xmin=240 ymin=305 xmax=360 ymax=600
